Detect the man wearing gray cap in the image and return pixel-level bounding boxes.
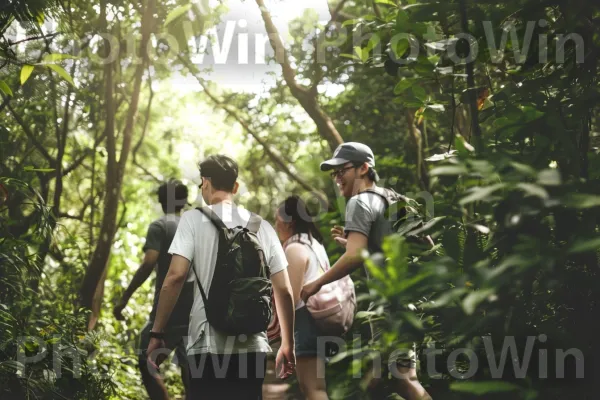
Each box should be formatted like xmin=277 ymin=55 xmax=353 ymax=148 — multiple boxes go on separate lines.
xmin=301 ymin=142 xmax=431 ymax=400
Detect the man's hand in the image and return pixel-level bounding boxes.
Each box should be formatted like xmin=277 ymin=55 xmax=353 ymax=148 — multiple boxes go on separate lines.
xmin=331 ymin=225 xmax=347 ymax=248
xmin=113 ymin=300 xmax=127 ymax=321
xmin=275 ymin=341 xmax=296 ymax=379
xmin=146 ymin=337 xmax=167 ymax=375
xmin=300 ymin=279 xmax=322 ymax=304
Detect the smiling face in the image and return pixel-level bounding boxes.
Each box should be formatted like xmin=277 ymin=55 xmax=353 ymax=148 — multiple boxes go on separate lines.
xmin=331 ymin=162 xmax=369 ymax=199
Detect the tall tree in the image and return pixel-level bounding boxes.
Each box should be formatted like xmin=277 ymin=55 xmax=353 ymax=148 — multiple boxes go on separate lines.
xmin=80 ymin=0 xmax=156 ymax=325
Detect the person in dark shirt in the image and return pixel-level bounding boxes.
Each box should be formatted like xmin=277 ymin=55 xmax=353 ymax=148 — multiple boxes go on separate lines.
xmin=113 ymin=179 xmax=194 ymax=400
xmin=301 ymin=143 xmax=432 ymax=400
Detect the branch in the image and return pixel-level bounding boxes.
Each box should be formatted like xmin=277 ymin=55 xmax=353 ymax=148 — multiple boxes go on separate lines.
xmin=63 ymin=151 xmax=90 ymax=177
xmin=405 ymin=110 xmax=429 ymax=191
xmin=0 ymin=94 xmax=10 ymax=113
xmin=255 ymin=0 xmax=344 ymax=151
xmin=310 ymin=0 xmax=351 ymax=92
xmin=130 ymin=70 xmax=160 ymax=183
xmin=132 ymin=75 xmax=153 ymax=157
xmin=59 ymin=196 xmax=92 ymax=221
xmin=459 ymin=0 xmax=482 ymax=149
xmin=64 ymin=128 xmax=108 ymax=177
xmin=7 ymin=103 xmax=55 ymax=164
xmin=179 ymin=56 xmax=327 ymax=203
xmin=8 ymin=32 xmax=61 ymax=46
xmin=59 ymin=212 xmax=84 ymax=221
xmin=371 ymin=0 xmax=382 ymax=19
xmin=255 ymin=0 xmax=306 ymax=95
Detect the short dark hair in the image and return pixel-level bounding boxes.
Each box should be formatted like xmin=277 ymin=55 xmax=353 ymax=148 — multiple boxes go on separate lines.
xmin=198 ymin=154 xmax=238 ymax=192
xmin=353 ymin=162 xmax=380 ymax=183
xmin=158 ymin=179 xmax=188 ymax=213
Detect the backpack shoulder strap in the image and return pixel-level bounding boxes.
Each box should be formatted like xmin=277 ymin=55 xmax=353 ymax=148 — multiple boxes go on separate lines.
xmin=196 ymin=207 xmax=227 ymax=231
xmin=286 ymin=234 xmax=328 ymax=273
xmin=246 ymin=213 xmax=262 ymax=234
xmin=363 ymin=187 xmax=391 ymax=208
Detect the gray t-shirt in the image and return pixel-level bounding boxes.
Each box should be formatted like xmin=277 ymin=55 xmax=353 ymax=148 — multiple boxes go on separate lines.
xmin=144 ymin=215 xmax=194 ymax=327
xmin=344 ymin=190 xmax=392 ymax=267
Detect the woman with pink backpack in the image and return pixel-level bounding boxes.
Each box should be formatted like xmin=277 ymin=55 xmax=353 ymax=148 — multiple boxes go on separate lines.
xmin=272 ymin=195 xmax=356 ymax=400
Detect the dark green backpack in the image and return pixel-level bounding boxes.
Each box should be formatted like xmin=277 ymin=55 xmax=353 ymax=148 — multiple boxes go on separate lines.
xmin=192 ymin=207 xmax=273 ymax=336
xmin=365 ymin=187 xmax=435 ymax=247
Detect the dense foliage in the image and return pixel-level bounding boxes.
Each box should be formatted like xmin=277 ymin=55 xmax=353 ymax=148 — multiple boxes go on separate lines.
xmin=1 ymin=0 xmax=599 ymax=398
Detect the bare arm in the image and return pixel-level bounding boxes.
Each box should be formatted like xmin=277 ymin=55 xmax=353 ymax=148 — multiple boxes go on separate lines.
xmin=114 ymin=249 xmax=158 ymax=320
xmin=123 ymin=250 xmax=158 ymax=302
xmin=319 ymin=231 xmax=367 ymax=285
xmin=271 ymin=268 xmax=295 ymax=346
xmin=301 ymin=231 xmax=367 ymax=302
xmin=151 ymin=254 xmax=191 ymax=333
xmin=284 ymin=243 xmax=309 ymax=306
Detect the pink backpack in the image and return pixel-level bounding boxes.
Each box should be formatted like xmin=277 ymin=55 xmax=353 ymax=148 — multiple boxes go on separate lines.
xmin=288 ymin=235 xmax=356 ymax=336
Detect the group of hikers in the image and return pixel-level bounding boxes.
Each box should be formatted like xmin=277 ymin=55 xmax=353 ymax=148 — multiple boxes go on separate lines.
xmin=113 ymin=142 xmax=433 ymax=400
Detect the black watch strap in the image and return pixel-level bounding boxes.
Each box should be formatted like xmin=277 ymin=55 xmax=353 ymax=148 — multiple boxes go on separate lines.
xmin=149 ymin=331 xmax=165 ymax=340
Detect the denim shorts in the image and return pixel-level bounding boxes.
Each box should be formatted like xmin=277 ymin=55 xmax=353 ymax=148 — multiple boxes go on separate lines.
xmin=294 ymin=306 xmax=338 ymax=358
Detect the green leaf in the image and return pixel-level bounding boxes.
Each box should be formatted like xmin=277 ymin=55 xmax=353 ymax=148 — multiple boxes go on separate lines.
xmin=430 ymin=165 xmax=468 ymax=176
xmin=537 ymin=168 xmax=561 ymax=186
xmin=340 ymin=53 xmax=359 ymax=60
xmin=0 ymin=81 xmax=12 ymax=97
xmin=20 ymin=65 xmax=35 ymax=85
xmin=460 ymin=183 xmax=506 ymax=205
xmin=510 ymin=162 xmax=536 ymax=177
xmin=375 ymin=0 xmax=397 ymax=6
xmin=568 ymin=237 xmax=600 ymax=254
xmin=42 ymin=53 xmax=78 ymax=63
xmin=355 ymin=311 xmax=378 ymax=320
xmin=426 ymin=104 xmax=445 ymax=112
xmin=398 ymin=311 xmax=423 ymax=330
xmin=412 ymin=85 xmax=427 ymax=102
xmin=562 ymin=193 xmax=600 ymax=209
xmin=450 ymin=381 xmax=521 ymax=395
xmin=24 ymin=166 xmax=56 ymax=173
xmin=455 ymin=134 xmax=474 ymax=155
xmin=396 ymin=9 xmax=409 ymax=30
xmin=408 ymin=216 xmax=445 ymax=237
xmin=365 ymin=34 xmax=381 ymax=54
xmin=516 ymin=183 xmax=549 ymax=200
xmin=462 ymin=288 xmax=495 ymax=315
xmin=394 ymin=79 xmax=412 ymax=94
xmin=354 ymin=46 xmax=369 ymax=63
xmin=342 ymin=19 xmax=359 ymax=27
xmin=47 ymin=64 xmax=75 ymax=86
xmin=165 ymin=4 xmax=192 ymax=27
xmin=426 ymin=151 xmax=457 ymax=162
xmin=428 ymin=54 xmax=440 ymax=65
xmin=391 ymin=38 xmax=410 ymax=60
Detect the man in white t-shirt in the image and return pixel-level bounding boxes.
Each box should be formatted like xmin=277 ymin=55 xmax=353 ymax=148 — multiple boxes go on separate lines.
xmin=146 ymin=155 xmax=296 ymax=399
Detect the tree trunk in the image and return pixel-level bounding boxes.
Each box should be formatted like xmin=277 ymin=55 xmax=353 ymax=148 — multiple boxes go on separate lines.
xmin=80 ymin=0 xmax=155 ymax=314
xmin=405 ymin=110 xmax=430 ymax=191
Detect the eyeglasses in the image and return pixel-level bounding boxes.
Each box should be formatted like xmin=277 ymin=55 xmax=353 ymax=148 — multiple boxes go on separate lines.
xmin=330 ymin=165 xmax=356 ymax=179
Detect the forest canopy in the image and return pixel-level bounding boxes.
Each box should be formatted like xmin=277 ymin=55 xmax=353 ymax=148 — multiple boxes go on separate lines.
xmin=1 ymin=0 xmax=599 ymax=398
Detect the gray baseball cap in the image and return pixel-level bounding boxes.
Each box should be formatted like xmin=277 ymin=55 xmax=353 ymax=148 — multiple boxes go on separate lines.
xmin=320 ymin=142 xmax=375 ymax=171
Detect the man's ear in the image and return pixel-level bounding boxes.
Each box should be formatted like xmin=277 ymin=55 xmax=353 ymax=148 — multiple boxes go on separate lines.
xmin=359 ymin=162 xmax=369 ymax=177
xmin=232 ymin=181 xmax=239 ymax=195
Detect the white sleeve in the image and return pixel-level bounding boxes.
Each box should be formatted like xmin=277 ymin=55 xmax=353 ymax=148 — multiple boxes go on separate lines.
xmin=168 ymin=210 xmax=196 ymax=262
xmin=259 ymin=221 xmax=288 ymax=275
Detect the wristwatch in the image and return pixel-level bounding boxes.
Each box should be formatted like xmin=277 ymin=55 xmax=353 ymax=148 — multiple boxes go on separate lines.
xmin=149 ymin=331 xmax=165 ymax=340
